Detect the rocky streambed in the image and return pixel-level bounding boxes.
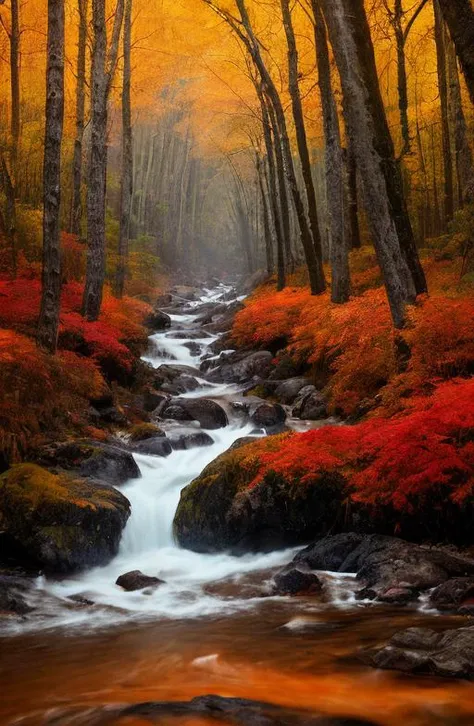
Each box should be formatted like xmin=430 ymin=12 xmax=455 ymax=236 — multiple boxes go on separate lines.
xmin=2 ymin=282 xmax=474 ymax=725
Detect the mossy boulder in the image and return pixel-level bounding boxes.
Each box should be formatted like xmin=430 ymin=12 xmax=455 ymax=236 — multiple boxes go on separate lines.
xmin=128 ymin=423 xmax=165 ymax=442
xmin=173 ymin=440 xmax=346 ymax=554
xmin=36 ymin=441 xmax=140 ymax=485
xmin=0 ymin=464 xmax=131 ymax=573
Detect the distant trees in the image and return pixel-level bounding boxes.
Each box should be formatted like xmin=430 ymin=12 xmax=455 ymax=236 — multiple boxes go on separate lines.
xmin=37 ymin=0 xmax=65 ymax=353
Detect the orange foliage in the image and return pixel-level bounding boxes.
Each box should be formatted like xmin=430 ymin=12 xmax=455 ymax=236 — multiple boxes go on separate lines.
xmin=232 ymin=259 xmax=474 ymax=416
xmin=0 ymin=330 xmax=106 ymax=462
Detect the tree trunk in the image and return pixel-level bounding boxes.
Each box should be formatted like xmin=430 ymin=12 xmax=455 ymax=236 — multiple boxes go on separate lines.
xmin=256 ymin=152 xmax=274 ymax=275
xmin=437 ymin=0 xmax=474 ymax=105
xmin=82 ymin=0 xmax=124 ymax=320
xmin=319 ymin=0 xmax=418 ymax=328
xmin=345 ymin=141 xmax=361 ymax=249
xmin=71 ymin=0 xmax=88 ymax=236
xmin=266 ymin=95 xmax=292 ymax=277
xmin=37 ymin=0 xmax=65 ymax=354
xmin=258 ymin=87 xmax=285 ymax=289
xmin=393 ymin=0 xmax=411 ymax=155
xmin=234 ymin=0 xmax=325 ymax=294
xmin=115 ymin=0 xmax=133 ymax=299
xmin=445 ymin=30 xmax=473 ymax=206
xmin=10 ymin=0 xmax=20 ymax=174
xmin=434 ymin=0 xmax=455 ymax=228
xmin=281 ymin=0 xmax=325 ymax=274
xmin=312 ymin=0 xmax=349 ymax=303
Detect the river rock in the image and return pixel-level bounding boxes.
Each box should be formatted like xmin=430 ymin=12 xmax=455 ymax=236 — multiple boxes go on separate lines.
xmin=183 ymin=341 xmax=202 ymax=356
xmin=292 ymin=387 xmax=328 ymax=420
xmin=0 ymin=575 xmax=33 ymax=615
xmin=274 ymin=377 xmax=309 ymax=405
xmin=162 ymin=398 xmax=228 ymax=430
xmin=0 ymin=464 xmax=131 ymax=572
xmin=268 ymin=355 xmax=306 ymax=381
xmin=168 ymin=431 xmax=214 ymax=450
xmin=161 ymin=374 xmax=201 ymax=395
xmin=294 ymin=533 xmax=474 ymax=602
xmin=207 ymin=351 xmax=274 ymax=384
xmin=132 ymin=437 xmax=173 ymax=457
xmin=70 ymin=695 xmax=382 ymax=725
xmin=429 ymin=577 xmax=474 ymax=613
xmin=367 ymin=625 xmax=474 ymax=680
xmin=142 ymin=388 xmax=169 ymax=413
xmin=36 ymin=441 xmax=141 ymax=485
xmin=173 ymin=442 xmax=346 ymax=553
xmin=128 ymin=423 xmax=165 ymax=442
xmin=116 ymin=570 xmax=164 ymax=591
xmin=195 ymin=302 xmax=228 ymax=325
xmin=144 ymin=309 xmax=172 ymax=331
xmin=250 ymin=402 xmax=287 ymax=430
xmin=273 ymin=568 xmax=322 ymax=596
xmin=154 ymin=293 xmax=173 ymax=307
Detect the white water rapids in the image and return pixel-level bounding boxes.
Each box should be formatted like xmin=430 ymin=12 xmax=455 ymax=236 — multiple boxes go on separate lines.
xmin=5 ymin=284 xmax=360 ymax=634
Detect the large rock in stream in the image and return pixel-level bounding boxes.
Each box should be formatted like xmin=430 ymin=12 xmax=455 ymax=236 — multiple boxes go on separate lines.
xmin=0 ymin=464 xmax=131 ymax=572
xmin=173 ymin=439 xmax=346 ymax=553
xmin=161 ymin=397 xmax=228 ymax=430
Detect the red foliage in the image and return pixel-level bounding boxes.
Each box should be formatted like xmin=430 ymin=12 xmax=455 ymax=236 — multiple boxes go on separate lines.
xmin=237 ymin=379 xmax=474 ymax=528
xmin=0 ymin=330 xmax=106 ymax=462
xmin=0 ymin=276 xmax=151 ymax=380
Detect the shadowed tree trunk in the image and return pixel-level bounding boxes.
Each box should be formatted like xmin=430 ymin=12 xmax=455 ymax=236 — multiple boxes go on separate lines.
xmin=445 ymin=30 xmax=474 ymax=207
xmin=281 ymin=0 xmax=325 ymax=272
xmin=37 ymin=0 xmax=65 ymax=353
xmin=437 ymin=0 xmax=474 ymax=105
xmin=266 ymin=95 xmax=293 ymax=276
xmin=71 ymin=0 xmax=88 ymax=236
xmin=115 ymin=0 xmax=133 ymax=299
xmin=434 ymin=0 xmax=455 ymax=228
xmin=82 ymin=0 xmax=124 ymax=320
xmin=312 ymin=0 xmax=349 ymax=303
xmin=319 ymin=0 xmax=420 ymax=328
xmin=345 ymin=141 xmax=361 ymax=249
xmin=257 ymin=86 xmax=286 ymax=290
xmin=256 ymin=152 xmax=274 ymax=275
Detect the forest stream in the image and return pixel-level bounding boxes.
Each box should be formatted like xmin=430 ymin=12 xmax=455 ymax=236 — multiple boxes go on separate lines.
xmin=2 ymin=286 xmax=474 ymax=726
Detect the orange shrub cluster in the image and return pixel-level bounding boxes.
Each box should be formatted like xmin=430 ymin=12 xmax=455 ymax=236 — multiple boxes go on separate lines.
xmin=0 ymin=330 xmax=107 ymax=462
xmin=232 ymin=260 xmax=474 ymax=416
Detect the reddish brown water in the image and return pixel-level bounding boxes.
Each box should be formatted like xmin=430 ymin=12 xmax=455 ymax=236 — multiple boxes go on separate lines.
xmin=2 ymin=602 xmax=474 ymax=726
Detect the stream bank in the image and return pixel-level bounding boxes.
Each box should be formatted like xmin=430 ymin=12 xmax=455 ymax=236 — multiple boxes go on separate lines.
xmin=1 ymin=282 xmax=474 ymax=725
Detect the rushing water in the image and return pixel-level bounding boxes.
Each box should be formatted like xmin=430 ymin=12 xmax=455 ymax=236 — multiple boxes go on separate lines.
xmin=2 ymin=285 xmax=474 ymax=725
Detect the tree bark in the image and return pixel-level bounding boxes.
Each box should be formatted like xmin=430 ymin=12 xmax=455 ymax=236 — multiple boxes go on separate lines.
xmin=257 ymin=87 xmax=286 ymax=290
xmin=434 ymin=0 xmax=455 ymax=227
xmin=256 ymin=152 xmax=274 ymax=275
xmin=312 ymin=0 xmax=349 ymax=303
xmin=445 ymin=30 xmax=473 ymax=207
xmin=37 ymin=0 xmax=65 ymax=353
xmin=10 ymin=0 xmax=20 ymax=173
xmin=71 ymin=0 xmax=88 ymax=236
xmin=82 ymin=0 xmax=124 ymax=320
xmin=281 ymin=0 xmax=325 ymax=273
xmin=115 ymin=0 xmax=133 ymax=299
xmin=319 ymin=0 xmax=418 ymax=327
xmin=437 ymin=0 xmax=474 ymax=105
xmin=345 ymin=141 xmax=361 ymax=249
xmin=223 ymin=0 xmax=326 ymax=294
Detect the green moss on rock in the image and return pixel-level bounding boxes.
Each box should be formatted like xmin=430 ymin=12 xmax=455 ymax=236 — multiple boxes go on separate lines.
xmin=0 ymin=464 xmax=131 ymax=573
